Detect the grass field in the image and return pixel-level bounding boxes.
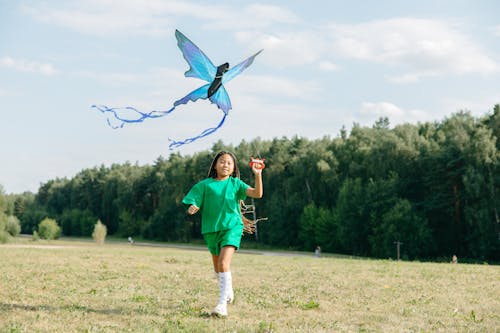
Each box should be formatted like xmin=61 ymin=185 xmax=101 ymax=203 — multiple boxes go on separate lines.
xmin=0 ymin=239 xmax=498 ymax=333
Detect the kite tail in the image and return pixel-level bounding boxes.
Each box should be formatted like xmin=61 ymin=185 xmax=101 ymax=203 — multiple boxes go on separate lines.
xmin=168 ymin=113 xmax=227 ymax=150
xmin=91 ymin=104 xmax=176 ymax=129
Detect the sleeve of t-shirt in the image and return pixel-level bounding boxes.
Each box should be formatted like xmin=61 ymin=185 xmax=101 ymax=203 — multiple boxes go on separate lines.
xmin=236 ymin=179 xmax=250 ymax=201
xmin=182 ymin=181 xmax=204 ymax=209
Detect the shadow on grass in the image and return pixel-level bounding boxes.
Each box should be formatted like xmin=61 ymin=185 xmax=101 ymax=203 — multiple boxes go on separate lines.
xmin=0 ymin=302 xmax=126 ymax=315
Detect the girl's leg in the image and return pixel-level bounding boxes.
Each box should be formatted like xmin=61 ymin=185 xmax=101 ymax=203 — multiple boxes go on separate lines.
xmin=211 ymin=254 xmax=219 ymax=274
xmin=218 ymin=246 xmax=235 ymax=304
xmin=212 ymin=246 xmax=237 ymax=316
xmin=217 ymin=246 xmax=235 ymax=272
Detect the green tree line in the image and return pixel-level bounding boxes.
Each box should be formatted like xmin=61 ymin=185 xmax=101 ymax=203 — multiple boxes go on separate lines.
xmin=3 ymin=106 xmax=499 ymax=261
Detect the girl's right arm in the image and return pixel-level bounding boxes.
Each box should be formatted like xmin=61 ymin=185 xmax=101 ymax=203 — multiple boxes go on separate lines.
xmin=187 ymin=205 xmax=199 ymax=215
xmin=182 ymin=181 xmax=204 ymax=214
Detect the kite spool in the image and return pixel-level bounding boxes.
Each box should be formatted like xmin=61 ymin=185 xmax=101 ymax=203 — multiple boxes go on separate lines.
xmin=249 ymin=157 xmax=265 ymax=170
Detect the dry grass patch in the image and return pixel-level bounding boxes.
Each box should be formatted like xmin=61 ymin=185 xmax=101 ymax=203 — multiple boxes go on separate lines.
xmin=0 ymin=240 xmax=498 ymax=332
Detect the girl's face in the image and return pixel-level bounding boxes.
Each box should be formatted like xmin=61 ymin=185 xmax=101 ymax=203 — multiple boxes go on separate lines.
xmin=215 ymin=154 xmax=235 ymax=179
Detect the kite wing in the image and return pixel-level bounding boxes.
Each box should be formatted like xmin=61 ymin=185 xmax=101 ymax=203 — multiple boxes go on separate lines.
xmin=175 ymin=29 xmax=216 ymax=82
xmin=222 ymin=49 xmax=263 ymax=84
xmin=209 ymin=85 xmax=232 ymax=114
xmin=172 ymin=82 xmax=231 ymax=114
xmin=173 ymin=83 xmax=211 ymax=108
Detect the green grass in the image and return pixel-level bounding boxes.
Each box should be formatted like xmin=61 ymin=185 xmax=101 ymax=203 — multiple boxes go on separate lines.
xmin=0 ymin=239 xmax=498 ymax=332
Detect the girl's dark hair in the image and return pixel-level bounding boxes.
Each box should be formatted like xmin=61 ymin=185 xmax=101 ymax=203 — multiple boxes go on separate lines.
xmin=208 ymin=151 xmax=240 ymax=179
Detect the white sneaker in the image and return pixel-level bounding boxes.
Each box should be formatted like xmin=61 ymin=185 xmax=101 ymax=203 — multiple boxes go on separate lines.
xmin=211 ymin=303 xmax=227 ymax=317
xmin=226 ymin=288 xmax=234 ymax=304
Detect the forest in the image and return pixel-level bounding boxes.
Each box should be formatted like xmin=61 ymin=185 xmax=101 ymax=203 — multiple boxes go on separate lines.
xmin=1 ymin=106 xmax=499 ymax=262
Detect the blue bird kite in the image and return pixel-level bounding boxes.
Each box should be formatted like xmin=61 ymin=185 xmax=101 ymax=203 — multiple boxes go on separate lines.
xmin=92 ymin=30 xmax=263 ymax=149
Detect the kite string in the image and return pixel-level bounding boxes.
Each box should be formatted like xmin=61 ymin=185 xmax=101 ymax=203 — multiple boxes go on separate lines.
xmin=91 ymin=104 xmax=176 ymax=129
xmin=168 ymin=113 xmax=227 ymax=150
xmin=252 ymin=141 xmax=262 ymax=159
xmin=92 ymin=102 xmax=228 ymax=149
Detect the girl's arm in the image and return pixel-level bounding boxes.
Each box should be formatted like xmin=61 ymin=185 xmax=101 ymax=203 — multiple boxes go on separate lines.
xmin=246 ymin=164 xmax=263 ymax=198
xmin=187 ymin=205 xmax=199 ymax=215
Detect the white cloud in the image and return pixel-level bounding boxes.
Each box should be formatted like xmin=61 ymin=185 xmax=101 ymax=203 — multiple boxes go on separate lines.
xmin=440 ymin=94 xmax=500 ymax=117
xmin=21 ymin=0 xmax=210 ymax=37
xmin=318 ymin=61 xmax=339 ymax=72
xmin=234 ymin=30 xmax=325 ymax=67
xmin=385 ymin=73 xmax=426 ymax=84
xmin=0 ymin=87 xmax=17 ymax=97
xmin=22 ymin=1 xmax=298 ymax=37
xmin=245 ymin=4 xmax=298 ymax=24
xmin=361 ymin=102 xmax=404 ymax=118
xmin=329 ymin=18 xmax=499 ymax=81
xmin=0 ymin=56 xmax=58 ymax=75
xmin=204 ymin=3 xmax=299 ymax=30
xmin=493 ymin=25 xmax=500 ymax=37
xmin=236 ymin=74 xmax=320 ymax=99
xmin=360 ymin=101 xmax=430 ymax=125
xmin=77 ymin=70 xmax=141 ymax=85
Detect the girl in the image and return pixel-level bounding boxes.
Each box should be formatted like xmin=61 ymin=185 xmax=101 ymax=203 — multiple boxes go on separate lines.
xmin=182 ymin=151 xmax=263 ymax=317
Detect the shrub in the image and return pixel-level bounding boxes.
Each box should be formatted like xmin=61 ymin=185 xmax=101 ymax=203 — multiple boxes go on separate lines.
xmin=0 ymin=212 xmax=6 ymax=232
xmin=6 ymin=216 xmax=21 ymax=237
xmin=92 ymin=220 xmax=107 ymax=245
xmin=38 ymin=218 xmax=61 ymax=240
xmin=32 ymin=230 xmax=40 ymax=241
xmin=0 ymin=212 xmax=8 ymax=244
xmin=0 ymin=230 xmax=8 ymax=244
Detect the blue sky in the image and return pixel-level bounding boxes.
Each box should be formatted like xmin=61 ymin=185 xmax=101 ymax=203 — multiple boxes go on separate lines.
xmin=1 ymin=0 xmax=499 ymax=194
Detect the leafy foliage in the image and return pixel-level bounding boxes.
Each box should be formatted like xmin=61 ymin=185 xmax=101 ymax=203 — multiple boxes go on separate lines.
xmin=92 ymin=220 xmax=107 ymax=245
xmin=3 ymin=106 xmax=499 ymax=261
xmin=38 ymin=218 xmax=61 ymax=240
xmin=5 ymin=215 xmax=21 ymax=237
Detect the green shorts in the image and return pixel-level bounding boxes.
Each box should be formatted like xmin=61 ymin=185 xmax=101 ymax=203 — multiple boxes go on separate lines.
xmin=203 ymin=224 xmax=244 ymax=256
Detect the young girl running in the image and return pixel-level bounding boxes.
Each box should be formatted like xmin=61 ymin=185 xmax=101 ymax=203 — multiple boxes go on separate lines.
xmin=182 ymin=151 xmax=263 ymax=317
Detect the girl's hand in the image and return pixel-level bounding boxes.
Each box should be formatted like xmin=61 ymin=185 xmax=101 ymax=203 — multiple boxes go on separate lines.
xmin=187 ymin=205 xmax=199 ymax=215
xmin=249 ymin=158 xmax=265 ymax=174
xmin=251 ymin=162 xmax=263 ymax=175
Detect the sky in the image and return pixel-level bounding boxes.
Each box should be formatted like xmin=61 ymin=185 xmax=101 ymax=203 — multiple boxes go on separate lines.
xmin=1 ymin=0 xmax=499 ymax=194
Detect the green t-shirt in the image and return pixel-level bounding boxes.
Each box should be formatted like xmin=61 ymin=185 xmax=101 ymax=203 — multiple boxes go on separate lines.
xmin=182 ymin=177 xmax=250 ymax=234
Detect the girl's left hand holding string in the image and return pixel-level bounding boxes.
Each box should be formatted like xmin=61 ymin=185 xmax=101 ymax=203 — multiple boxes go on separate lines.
xmin=251 ymin=163 xmax=263 ymax=175
xmin=249 ymin=158 xmax=265 ymax=174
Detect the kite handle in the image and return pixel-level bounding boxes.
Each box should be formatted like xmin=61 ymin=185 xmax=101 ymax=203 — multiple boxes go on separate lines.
xmin=249 ymin=157 xmax=265 ymax=170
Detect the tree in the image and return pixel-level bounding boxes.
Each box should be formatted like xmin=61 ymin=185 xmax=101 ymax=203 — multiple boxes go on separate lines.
xmin=370 ymin=199 xmax=431 ymax=259
xmin=298 ymin=201 xmax=341 ymax=253
xmin=38 ymin=218 xmax=61 ymax=240
xmin=21 ymin=108 xmax=500 ymax=261
xmin=92 ymin=220 xmax=107 ymax=245
xmin=6 ymin=215 xmax=21 ymax=237
xmin=334 ymin=178 xmax=369 ymax=255
xmin=60 ymin=209 xmax=97 ymax=236
xmin=0 ymin=184 xmax=6 ymax=214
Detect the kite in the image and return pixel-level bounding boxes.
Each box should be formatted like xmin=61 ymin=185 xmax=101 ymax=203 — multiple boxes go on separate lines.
xmin=92 ymin=29 xmax=263 ymax=149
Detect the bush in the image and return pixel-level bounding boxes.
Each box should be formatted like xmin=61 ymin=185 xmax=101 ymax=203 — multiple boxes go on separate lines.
xmin=0 ymin=212 xmax=8 ymax=244
xmin=0 ymin=230 xmax=8 ymax=244
xmin=0 ymin=212 xmax=6 ymax=232
xmin=92 ymin=220 xmax=107 ymax=245
xmin=6 ymin=216 xmax=21 ymax=237
xmin=38 ymin=218 xmax=61 ymax=240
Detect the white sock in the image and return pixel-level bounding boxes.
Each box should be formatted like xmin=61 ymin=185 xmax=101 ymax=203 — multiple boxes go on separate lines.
xmin=218 ymin=272 xmax=231 ymax=305
xmin=226 ymin=271 xmax=233 ymax=292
